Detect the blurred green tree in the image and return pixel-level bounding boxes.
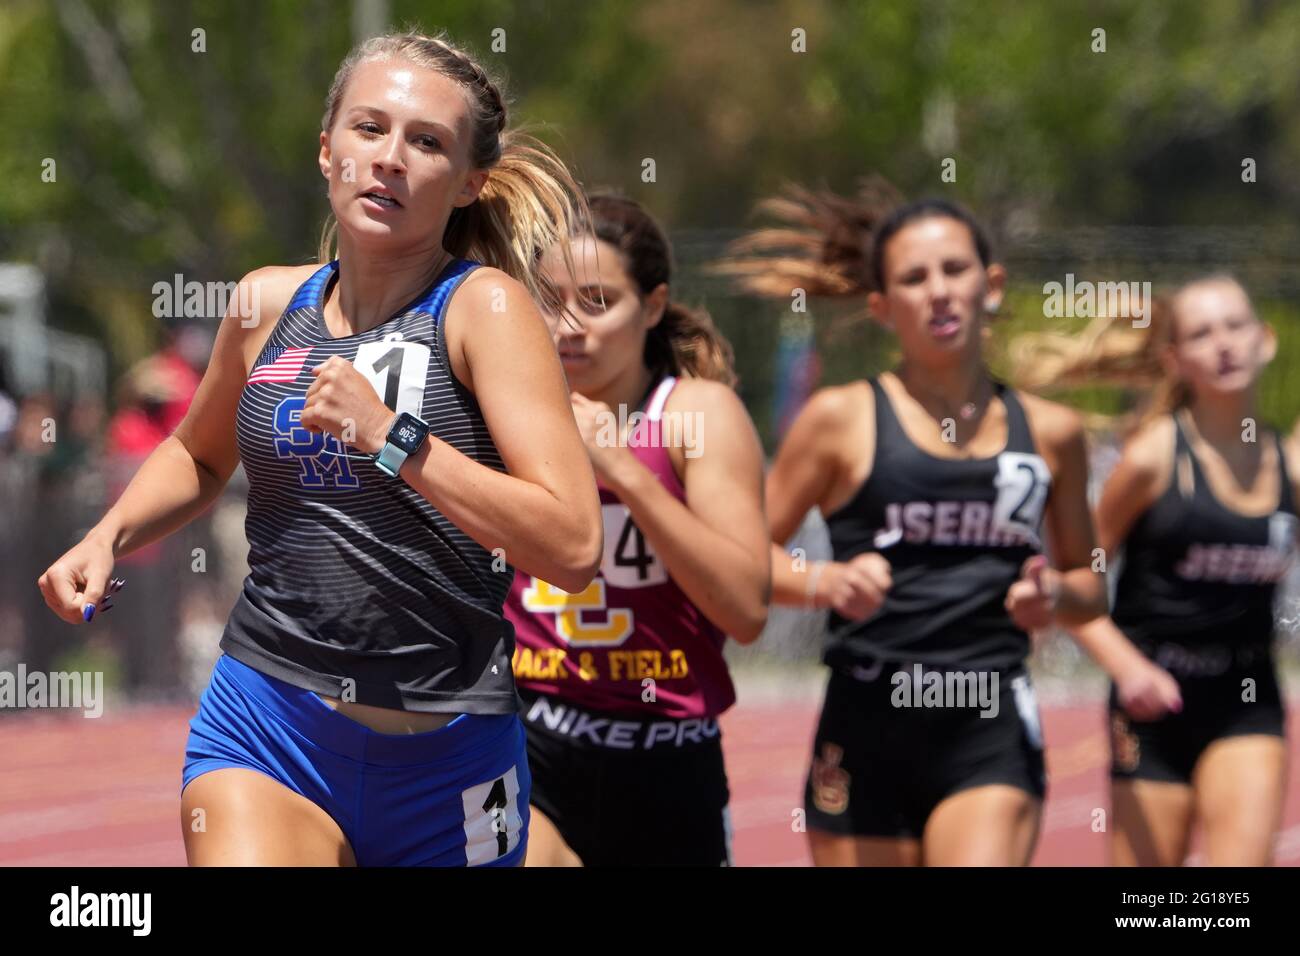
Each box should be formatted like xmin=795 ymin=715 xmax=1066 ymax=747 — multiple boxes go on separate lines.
xmin=1 ymin=0 xmax=1296 ymax=439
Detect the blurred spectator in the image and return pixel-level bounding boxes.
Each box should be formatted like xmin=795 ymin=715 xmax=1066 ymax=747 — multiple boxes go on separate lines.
xmin=98 ymin=332 xmax=202 ymax=700
xmin=0 ymin=363 xmax=17 ymax=453
xmin=11 ymin=392 xmax=85 ymax=677
xmin=2 ymin=324 xmax=231 ymax=705
xmin=12 ymin=391 xmax=57 ymax=458
xmin=107 ymin=346 xmax=201 ymax=459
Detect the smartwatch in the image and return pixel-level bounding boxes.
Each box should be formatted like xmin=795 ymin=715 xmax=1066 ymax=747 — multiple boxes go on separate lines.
xmin=374 ymin=411 xmax=430 ymax=477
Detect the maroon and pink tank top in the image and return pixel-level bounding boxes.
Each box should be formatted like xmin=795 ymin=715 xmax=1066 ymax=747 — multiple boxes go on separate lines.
xmin=504 ymin=376 xmax=737 ymax=719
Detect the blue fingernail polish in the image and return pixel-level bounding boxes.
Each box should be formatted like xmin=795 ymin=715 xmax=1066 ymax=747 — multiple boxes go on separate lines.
xmin=83 ymin=603 xmax=95 ymax=622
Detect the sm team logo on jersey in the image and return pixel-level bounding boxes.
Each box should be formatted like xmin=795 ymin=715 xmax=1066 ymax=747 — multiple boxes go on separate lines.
xmin=265 ymin=334 xmax=433 ymax=491
xmin=271 ymin=396 xmax=360 ymax=489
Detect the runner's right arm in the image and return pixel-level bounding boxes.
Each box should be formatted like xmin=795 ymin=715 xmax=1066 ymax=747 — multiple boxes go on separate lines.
xmin=765 ymin=384 xmax=891 ymax=619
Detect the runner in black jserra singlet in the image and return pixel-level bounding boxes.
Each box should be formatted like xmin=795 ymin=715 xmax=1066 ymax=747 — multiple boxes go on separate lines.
xmin=1062 ymin=275 xmax=1297 ymax=866
xmin=719 ymin=190 xmax=1106 ymax=866
xmin=1110 ymin=415 xmax=1295 ymax=667
xmin=824 ymin=377 xmax=1050 ymax=674
xmin=37 ymin=30 xmax=603 ymax=867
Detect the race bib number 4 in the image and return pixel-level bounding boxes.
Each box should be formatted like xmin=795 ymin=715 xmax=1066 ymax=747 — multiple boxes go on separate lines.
xmin=600 ymin=503 xmax=667 ymax=588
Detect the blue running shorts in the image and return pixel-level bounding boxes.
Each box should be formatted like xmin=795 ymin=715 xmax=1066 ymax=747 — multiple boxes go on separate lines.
xmin=182 ymin=654 xmax=529 ymax=866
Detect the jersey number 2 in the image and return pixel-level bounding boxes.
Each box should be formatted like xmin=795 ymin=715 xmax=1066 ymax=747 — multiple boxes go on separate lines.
xmin=991 ymin=452 xmax=1051 ymax=543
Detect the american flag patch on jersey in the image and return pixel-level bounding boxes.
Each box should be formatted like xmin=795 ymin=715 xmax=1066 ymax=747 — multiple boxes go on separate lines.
xmin=248 ymin=345 xmax=312 ymax=384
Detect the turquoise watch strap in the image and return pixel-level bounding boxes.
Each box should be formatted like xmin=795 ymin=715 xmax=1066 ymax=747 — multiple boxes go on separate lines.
xmin=374 ymin=441 xmax=408 ymax=478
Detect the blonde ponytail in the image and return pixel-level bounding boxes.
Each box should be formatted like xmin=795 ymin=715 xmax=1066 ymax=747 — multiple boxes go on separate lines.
xmin=443 ymin=127 xmax=589 ymax=317
xmin=1004 ymin=290 xmax=1186 ymax=435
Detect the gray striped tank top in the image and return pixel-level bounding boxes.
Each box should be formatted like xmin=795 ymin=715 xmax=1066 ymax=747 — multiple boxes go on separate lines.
xmin=219 ymin=257 xmax=518 ymax=713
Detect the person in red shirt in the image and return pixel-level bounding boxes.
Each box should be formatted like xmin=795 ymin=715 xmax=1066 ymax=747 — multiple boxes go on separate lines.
xmin=107 ymin=341 xmax=202 ymax=459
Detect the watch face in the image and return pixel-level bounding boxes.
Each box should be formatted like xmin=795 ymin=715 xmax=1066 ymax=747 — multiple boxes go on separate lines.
xmin=390 ymin=414 xmax=428 ymax=453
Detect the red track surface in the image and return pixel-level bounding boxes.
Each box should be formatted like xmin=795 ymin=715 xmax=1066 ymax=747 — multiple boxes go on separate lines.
xmin=2 ymin=698 xmax=1297 ymax=866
